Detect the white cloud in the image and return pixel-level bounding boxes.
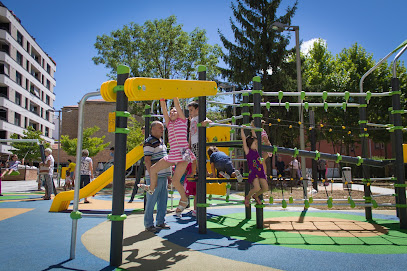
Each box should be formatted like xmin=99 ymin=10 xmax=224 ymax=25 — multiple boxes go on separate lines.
xmin=301 ymin=38 xmax=327 ymax=55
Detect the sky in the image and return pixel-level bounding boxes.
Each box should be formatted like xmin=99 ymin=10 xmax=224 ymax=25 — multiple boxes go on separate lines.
xmin=4 ymin=0 xmax=407 ymax=111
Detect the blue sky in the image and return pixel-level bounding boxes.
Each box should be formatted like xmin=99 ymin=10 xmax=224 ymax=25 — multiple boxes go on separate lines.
xmin=4 ymin=0 xmax=407 ymax=110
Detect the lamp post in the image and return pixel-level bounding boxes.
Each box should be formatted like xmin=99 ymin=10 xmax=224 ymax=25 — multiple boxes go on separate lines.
xmin=271 ymin=22 xmax=306 ymax=186
xmin=47 ymin=108 xmax=61 ymax=187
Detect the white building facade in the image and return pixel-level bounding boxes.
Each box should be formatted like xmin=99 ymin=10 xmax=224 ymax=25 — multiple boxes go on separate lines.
xmin=0 ymin=2 xmax=55 ymax=154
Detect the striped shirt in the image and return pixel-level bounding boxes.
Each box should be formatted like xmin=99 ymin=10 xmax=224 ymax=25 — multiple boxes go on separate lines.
xmin=143 ymin=135 xmax=171 ymax=180
xmin=166 ymin=118 xmax=191 ymax=162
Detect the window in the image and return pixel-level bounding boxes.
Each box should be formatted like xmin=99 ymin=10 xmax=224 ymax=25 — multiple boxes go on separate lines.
xmin=16 ymin=71 xmax=22 ymax=86
xmin=46 ymin=79 xmax=50 ymax=90
xmin=24 ymin=117 xmax=27 ymax=128
xmin=25 ymin=79 xmax=29 ymax=90
xmin=40 ymin=107 xmax=43 ymax=118
xmin=45 ymin=110 xmax=49 ymax=121
xmin=45 ymin=127 xmax=49 ymax=137
xmin=25 ymin=98 xmax=29 ymax=109
xmin=46 ymin=64 xmax=50 ymax=74
xmin=17 ymin=31 xmax=23 ymax=46
xmin=15 ymin=92 xmax=21 ymax=106
xmin=26 ymin=41 xmax=30 ymax=52
xmin=16 ymin=51 xmax=23 ymax=65
xmin=45 ymin=95 xmax=50 ymax=105
xmin=0 ymin=64 xmax=4 ymax=75
xmin=26 ymin=60 xmax=29 ymax=70
xmin=14 ymin=113 xmax=21 ymax=126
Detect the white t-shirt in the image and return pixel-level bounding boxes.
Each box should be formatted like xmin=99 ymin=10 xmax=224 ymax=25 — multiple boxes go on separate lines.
xmin=190 ymin=116 xmax=199 ymax=145
xmin=289 ymin=159 xmax=300 ymax=170
xmin=45 ymin=155 xmax=54 ymax=175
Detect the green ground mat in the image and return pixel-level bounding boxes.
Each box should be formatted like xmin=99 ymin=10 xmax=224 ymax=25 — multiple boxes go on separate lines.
xmin=207 ymin=211 xmax=407 ymax=254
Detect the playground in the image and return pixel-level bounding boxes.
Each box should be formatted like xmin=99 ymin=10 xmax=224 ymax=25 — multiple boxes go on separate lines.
xmin=1 ymin=39 xmax=407 ymax=270
xmin=1 ymin=179 xmax=406 ymax=270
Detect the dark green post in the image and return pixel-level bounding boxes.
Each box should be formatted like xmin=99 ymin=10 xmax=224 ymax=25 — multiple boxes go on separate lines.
xmin=242 ymin=92 xmax=251 ymax=220
xmin=310 ymin=109 xmax=318 ymax=191
xmin=391 ymin=77 xmax=407 ymax=229
xmin=253 ymin=76 xmax=264 ymax=229
xmin=197 ymin=65 xmax=207 ymax=234
xmin=110 ymin=65 xmax=130 ymax=266
xmin=358 ymin=97 xmax=372 ymax=220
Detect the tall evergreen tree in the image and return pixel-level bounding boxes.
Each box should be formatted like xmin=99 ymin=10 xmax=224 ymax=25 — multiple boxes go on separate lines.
xmin=219 ymin=0 xmax=299 ymax=147
xmin=219 ymin=0 xmax=298 ymax=91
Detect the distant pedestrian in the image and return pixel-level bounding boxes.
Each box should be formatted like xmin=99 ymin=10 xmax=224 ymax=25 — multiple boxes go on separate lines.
xmin=39 ymin=149 xmax=55 ymax=200
xmin=75 ymin=149 xmax=93 ymax=203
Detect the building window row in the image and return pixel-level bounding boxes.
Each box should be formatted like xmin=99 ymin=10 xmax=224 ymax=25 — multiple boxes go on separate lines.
xmin=13 ymin=70 xmax=52 ymax=106
xmin=12 ymin=48 xmax=54 ymax=92
xmin=15 ymin=30 xmax=53 ymax=76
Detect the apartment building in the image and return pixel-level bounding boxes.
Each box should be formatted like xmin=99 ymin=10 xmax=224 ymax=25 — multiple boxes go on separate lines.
xmin=0 ymin=2 xmax=56 ymax=154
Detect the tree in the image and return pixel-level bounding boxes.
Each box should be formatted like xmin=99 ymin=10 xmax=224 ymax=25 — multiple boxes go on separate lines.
xmin=127 ymin=116 xmax=144 ymax=151
xmin=93 ymin=15 xmax=222 ymax=115
xmin=60 ymin=126 xmax=110 ymax=157
xmin=219 ymin=0 xmax=298 ymax=91
xmin=10 ymin=126 xmax=50 ymax=165
xmin=219 ymin=0 xmax=299 ymax=147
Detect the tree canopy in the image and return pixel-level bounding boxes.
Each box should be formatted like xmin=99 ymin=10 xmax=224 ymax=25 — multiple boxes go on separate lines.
xmin=60 ymin=126 xmax=110 ymax=157
xmin=10 ymin=126 xmax=50 ymax=164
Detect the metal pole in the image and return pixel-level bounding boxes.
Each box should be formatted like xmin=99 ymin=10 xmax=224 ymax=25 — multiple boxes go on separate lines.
xmin=253 ymin=76 xmax=263 ymax=229
xmin=70 ymin=91 xmax=100 ymax=260
xmin=295 ymin=27 xmax=306 ymax=193
xmin=57 ymin=110 xmax=61 ymax=187
xmin=110 ymin=65 xmax=130 ymax=266
xmin=310 ymin=109 xmax=318 ymax=191
xmin=242 ymin=93 xmax=251 ymax=220
xmin=359 ymin=96 xmax=372 ymax=220
xmin=197 ymin=65 xmax=207 ymax=234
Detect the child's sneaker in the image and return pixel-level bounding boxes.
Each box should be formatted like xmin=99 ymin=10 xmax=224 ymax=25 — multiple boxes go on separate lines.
xmin=191 ymin=210 xmax=197 ymax=217
xmin=219 ymin=171 xmax=230 ymax=179
xmin=137 ymin=184 xmax=154 ymax=195
xmin=234 ymin=170 xmax=243 ymax=182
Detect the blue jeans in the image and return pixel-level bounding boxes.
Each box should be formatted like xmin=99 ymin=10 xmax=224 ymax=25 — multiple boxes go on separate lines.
xmin=144 ymin=176 xmax=168 ymax=228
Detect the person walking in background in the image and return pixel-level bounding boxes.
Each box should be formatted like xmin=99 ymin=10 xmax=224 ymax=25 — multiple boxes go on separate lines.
xmin=143 ymin=121 xmax=172 ymax=232
xmin=275 ymin=156 xmax=285 ymax=177
xmin=317 ymin=158 xmax=327 ymax=185
xmin=67 ymin=159 xmax=76 ymax=184
xmin=288 ymin=157 xmax=301 ymax=186
xmin=75 ymin=149 xmax=93 ymax=203
xmin=39 ymin=148 xmax=55 ymax=200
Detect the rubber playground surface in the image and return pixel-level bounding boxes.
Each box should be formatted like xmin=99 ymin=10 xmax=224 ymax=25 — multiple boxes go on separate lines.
xmin=1 ymin=181 xmax=407 ymax=271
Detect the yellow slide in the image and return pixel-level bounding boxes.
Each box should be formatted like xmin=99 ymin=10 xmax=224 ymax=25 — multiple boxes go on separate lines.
xmin=49 ymin=145 xmax=144 ymax=212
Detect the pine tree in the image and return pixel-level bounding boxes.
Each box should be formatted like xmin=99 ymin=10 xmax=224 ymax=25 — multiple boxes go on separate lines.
xmin=219 ymin=0 xmax=298 ymax=91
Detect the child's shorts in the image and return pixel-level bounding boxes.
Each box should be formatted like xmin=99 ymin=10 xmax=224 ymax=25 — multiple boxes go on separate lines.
xmin=215 ymin=161 xmax=235 ymax=176
xmin=184 ymin=180 xmax=196 ymax=196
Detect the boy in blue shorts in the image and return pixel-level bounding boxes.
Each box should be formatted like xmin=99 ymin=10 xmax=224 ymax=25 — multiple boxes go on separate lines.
xmin=207 ymin=146 xmax=243 ymax=182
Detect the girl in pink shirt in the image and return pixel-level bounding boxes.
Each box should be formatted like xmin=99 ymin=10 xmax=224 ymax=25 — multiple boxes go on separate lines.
xmin=139 ymin=97 xmax=196 ymax=217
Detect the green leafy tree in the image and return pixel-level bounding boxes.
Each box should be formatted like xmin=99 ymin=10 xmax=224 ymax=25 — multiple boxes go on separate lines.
xmin=10 ymin=126 xmax=50 ymax=164
xmin=60 ymin=126 xmax=110 ymax=157
xmin=93 ymin=15 xmax=222 ymax=115
xmin=127 ymin=116 xmax=144 ymax=150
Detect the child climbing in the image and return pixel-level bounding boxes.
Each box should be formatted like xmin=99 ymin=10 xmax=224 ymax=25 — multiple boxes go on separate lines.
xmin=187 ymin=101 xmax=211 ymax=176
xmin=139 ymin=97 xmax=196 ymax=217
xmin=241 ymin=127 xmax=269 ymax=206
xmin=251 ymin=120 xmax=272 ymax=176
xmin=207 ymin=146 xmax=243 ymax=182
xmin=1 ymin=154 xmax=24 ymax=178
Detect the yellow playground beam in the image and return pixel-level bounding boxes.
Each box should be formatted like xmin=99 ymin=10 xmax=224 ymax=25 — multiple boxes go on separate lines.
xmin=101 ymin=77 xmax=217 ymax=102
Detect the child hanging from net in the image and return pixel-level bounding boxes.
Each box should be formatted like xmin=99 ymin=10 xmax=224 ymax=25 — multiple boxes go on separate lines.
xmin=251 ymin=119 xmax=272 ymax=176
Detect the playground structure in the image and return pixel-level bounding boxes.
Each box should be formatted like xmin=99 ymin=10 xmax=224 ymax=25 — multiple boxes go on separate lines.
xmin=55 ymin=40 xmax=407 ymax=267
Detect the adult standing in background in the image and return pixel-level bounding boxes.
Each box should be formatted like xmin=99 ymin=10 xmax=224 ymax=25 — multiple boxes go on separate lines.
xmin=76 ymin=149 xmax=93 ymax=203
xmin=40 ymin=148 xmax=55 ymax=200
xmin=143 ymin=121 xmax=171 ymax=233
